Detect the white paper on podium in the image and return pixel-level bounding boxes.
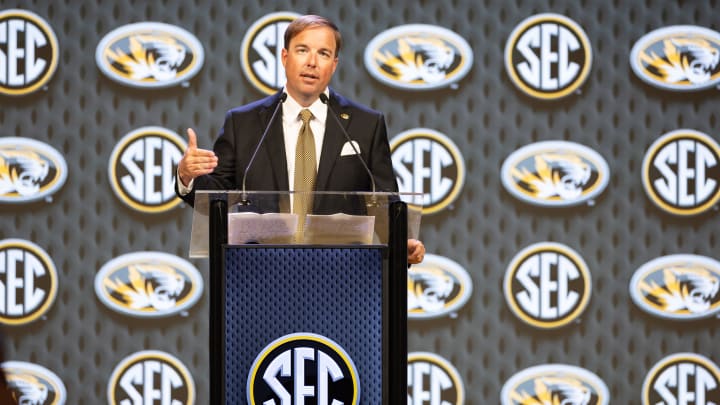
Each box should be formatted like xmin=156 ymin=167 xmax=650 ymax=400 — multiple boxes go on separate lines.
xmin=302 ymin=213 xmax=376 ymax=245
xmin=228 ymin=212 xmax=299 ymax=244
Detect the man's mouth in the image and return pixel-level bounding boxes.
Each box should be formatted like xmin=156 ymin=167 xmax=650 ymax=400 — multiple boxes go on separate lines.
xmin=301 ymin=72 xmax=319 ymax=80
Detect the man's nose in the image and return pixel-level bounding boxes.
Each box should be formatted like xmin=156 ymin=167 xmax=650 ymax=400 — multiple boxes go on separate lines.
xmin=306 ymin=52 xmax=318 ymax=67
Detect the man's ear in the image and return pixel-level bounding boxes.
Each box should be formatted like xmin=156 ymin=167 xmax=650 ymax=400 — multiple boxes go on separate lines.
xmin=280 ymin=48 xmax=288 ymax=68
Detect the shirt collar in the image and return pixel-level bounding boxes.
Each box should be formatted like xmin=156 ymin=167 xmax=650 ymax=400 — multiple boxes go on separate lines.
xmin=282 ymin=88 xmax=329 ymax=123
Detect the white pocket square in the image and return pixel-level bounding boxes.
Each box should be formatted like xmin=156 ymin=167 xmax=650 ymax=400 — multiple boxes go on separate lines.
xmin=340 ymin=140 xmax=361 ymax=156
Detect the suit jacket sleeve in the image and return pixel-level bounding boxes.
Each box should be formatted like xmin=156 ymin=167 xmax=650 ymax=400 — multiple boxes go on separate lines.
xmin=368 ymin=112 xmax=398 ymax=193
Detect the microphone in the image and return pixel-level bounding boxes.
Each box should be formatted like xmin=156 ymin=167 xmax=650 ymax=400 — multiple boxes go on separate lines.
xmin=319 ymin=93 xmax=377 ymax=199
xmin=240 ymin=92 xmax=287 ymax=205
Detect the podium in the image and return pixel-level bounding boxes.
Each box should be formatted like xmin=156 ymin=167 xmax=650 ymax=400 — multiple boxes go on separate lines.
xmin=189 ymin=191 xmax=421 ymax=405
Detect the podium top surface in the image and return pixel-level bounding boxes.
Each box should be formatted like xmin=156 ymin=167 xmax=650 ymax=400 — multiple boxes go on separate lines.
xmin=188 ymin=191 xmax=423 ymax=257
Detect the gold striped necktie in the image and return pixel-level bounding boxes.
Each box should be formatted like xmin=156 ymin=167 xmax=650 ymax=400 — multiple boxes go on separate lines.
xmin=293 ymin=109 xmax=317 ymax=232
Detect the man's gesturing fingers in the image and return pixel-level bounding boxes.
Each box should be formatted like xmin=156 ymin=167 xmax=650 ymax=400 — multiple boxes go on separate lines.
xmin=178 ymin=128 xmax=218 ymax=185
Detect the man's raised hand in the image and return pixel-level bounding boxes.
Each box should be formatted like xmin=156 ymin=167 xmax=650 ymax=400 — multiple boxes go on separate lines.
xmin=178 ymin=128 xmax=218 ymax=186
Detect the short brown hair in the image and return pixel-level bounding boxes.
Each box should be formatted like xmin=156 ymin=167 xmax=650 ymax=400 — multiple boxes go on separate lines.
xmin=284 ymin=15 xmax=342 ymax=56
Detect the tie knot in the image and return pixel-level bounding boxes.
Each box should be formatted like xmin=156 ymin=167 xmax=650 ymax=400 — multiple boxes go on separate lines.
xmin=300 ymin=109 xmax=313 ymax=124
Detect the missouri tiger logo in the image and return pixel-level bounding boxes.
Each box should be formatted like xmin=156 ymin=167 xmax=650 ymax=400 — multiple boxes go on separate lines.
xmin=248 ymin=333 xmax=360 ymax=404
xmin=0 ymin=9 xmax=58 ymax=96
xmin=505 ymin=13 xmax=592 ymax=100
xmin=642 ymin=129 xmax=720 ymax=216
xmin=364 ymin=24 xmax=473 ymax=90
xmin=630 ymin=25 xmax=720 ymax=91
xmin=96 ymin=22 xmax=204 ymax=88
xmin=108 ymin=350 xmax=195 ymax=405
xmin=501 ymin=140 xmax=609 ymax=207
xmin=642 ymin=353 xmax=720 ymax=405
xmin=95 ymin=251 xmax=203 ymax=318
xmin=390 ymin=128 xmax=466 ymax=215
xmin=408 ymin=352 xmax=465 ymax=405
xmin=630 ymin=254 xmax=720 ymax=321
xmin=0 ymin=137 xmax=67 ymax=204
xmin=240 ymin=11 xmax=299 ymax=95
xmin=0 ymin=239 xmax=58 ymax=326
xmin=408 ymin=254 xmax=473 ymax=319
xmin=108 ymin=126 xmax=186 ymax=213
xmin=501 ymin=364 xmax=609 ymax=405
xmin=1 ymin=361 xmax=67 ymax=405
xmin=504 ymin=242 xmax=591 ymax=329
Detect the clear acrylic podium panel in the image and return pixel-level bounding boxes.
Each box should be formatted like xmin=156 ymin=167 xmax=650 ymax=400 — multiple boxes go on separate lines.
xmin=188 ymin=190 xmax=422 ymax=257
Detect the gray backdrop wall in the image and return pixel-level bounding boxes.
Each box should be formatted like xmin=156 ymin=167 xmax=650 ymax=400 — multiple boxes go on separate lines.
xmin=1 ymin=0 xmax=719 ymax=403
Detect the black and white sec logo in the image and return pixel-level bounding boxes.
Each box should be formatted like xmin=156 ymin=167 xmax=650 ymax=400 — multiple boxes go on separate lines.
xmin=247 ymin=333 xmax=360 ymax=405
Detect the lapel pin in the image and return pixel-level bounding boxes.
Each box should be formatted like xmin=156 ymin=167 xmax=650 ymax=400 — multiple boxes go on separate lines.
xmin=340 ymin=113 xmax=350 ymax=120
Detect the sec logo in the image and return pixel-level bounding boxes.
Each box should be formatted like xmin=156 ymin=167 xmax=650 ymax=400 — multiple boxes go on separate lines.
xmin=390 ymin=128 xmax=465 ymax=215
xmin=240 ymin=12 xmax=300 ymax=95
xmin=247 ymin=333 xmax=360 ymax=405
xmin=505 ymin=13 xmax=592 ymax=100
xmin=642 ymin=129 xmax=720 ymax=216
xmin=108 ymin=350 xmax=195 ymax=405
xmin=643 ymin=353 xmax=720 ymax=405
xmin=0 ymin=9 xmax=58 ymax=96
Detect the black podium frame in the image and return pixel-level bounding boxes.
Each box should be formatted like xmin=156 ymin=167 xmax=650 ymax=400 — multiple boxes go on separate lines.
xmin=207 ymin=196 xmax=407 ymax=404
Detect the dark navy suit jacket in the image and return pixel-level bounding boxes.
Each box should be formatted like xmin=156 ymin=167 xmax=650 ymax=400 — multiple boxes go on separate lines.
xmin=177 ymin=88 xmax=398 ymax=214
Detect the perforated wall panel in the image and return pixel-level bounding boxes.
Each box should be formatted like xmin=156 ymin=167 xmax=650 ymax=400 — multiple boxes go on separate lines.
xmin=1 ymin=0 xmax=718 ymax=403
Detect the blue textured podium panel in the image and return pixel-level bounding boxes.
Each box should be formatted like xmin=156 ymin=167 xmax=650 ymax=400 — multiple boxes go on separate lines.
xmin=224 ymin=246 xmax=385 ymax=404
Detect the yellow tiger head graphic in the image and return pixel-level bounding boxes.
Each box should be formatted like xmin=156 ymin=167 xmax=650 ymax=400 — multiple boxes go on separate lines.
xmin=511 ymin=377 xmax=593 ymax=405
xmin=374 ymin=36 xmax=455 ymax=84
xmin=408 ymin=266 xmax=455 ymax=312
xmin=105 ymin=34 xmax=187 ymax=81
xmin=0 ymin=149 xmax=50 ymax=197
xmin=104 ymin=263 xmax=185 ymax=311
xmin=640 ymin=266 xmax=720 ymax=314
xmin=6 ymin=374 xmax=49 ymax=405
xmin=511 ymin=153 xmax=591 ymax=200
xmin=640 ymin=37 xmax=720 ymax=84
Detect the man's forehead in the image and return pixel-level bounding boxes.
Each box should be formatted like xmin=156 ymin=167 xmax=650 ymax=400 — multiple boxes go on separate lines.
xmin=289 ymin=27 xmax=337 ymax=51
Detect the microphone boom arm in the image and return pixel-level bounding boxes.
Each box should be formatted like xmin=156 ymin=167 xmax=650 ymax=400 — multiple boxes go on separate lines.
xmin=240 ymin=92 xmax=287 ymax=204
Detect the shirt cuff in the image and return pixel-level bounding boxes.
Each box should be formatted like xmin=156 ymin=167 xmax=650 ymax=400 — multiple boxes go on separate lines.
xmin=176 ymin=170 xmax=194 ymax=196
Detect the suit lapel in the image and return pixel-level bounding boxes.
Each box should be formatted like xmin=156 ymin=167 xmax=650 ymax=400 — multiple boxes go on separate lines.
xmin=259 ymin=93 xmax=289 ymax=191
xmin=316 ymin=91 xmax=350 ymax=191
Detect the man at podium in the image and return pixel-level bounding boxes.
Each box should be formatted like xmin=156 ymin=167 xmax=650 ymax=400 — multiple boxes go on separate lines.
xmin=175 ymin=14 xmax=424 ymax=264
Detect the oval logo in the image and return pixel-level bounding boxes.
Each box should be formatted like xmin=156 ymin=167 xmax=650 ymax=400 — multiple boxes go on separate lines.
xmin=240 ymin=11 xmax=300 ymax=95
xmin=108 ymin=350 xmax=195 ymax=405
xmin=408 ymin=352 xmax=464 ymax=404
xmin=408 ymin=254 xmax=473 ymax=319
xmin=630 ymin=254 xmax=720 ymax=321
xmin=364 ymin=24 xmax=473 ymax=91
xmin=643 ymin=353 xmax=720 ymax=405
xmin=504 ymin=242 xmax=591 ymax=329
xmin=642 ymin=129 xmax=720 ymax=216
xmin=501 ymin=364 xmax=609 ymax=405
xmin=1 ymin=361 xmax=67 ymax=405
xmin=108 ymin=126 xmax=186 ymax=213
xmin=505 ymin=13 xmax=592 ymax=100
xmin=0 ymin=9 xmax=58 ymax=96
xmin=390 ymin=128 xmax=466 ymax=215
xmin=94 ymin=251 xmax=203 ymax=318
xmin=630 ymin=25 xmax=720 ymax=91
xmin=0 ymin=137 xmax=68 ymax=204
xmin=247 ymin=333 xmax=360 ymax=405
xmin=0 ymin=238 xmax=58 ymax=326
xmin=95 ymin=22 xmax=204 ymax=88
xmin=501 ymin=140 xmax=610 ymax=207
